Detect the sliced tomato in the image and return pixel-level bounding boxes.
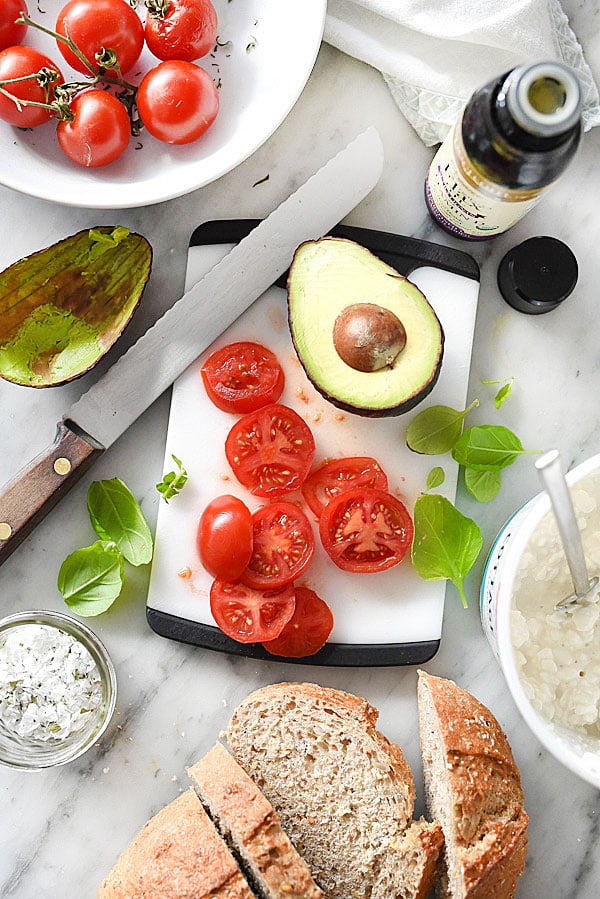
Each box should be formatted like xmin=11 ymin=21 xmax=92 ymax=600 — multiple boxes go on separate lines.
xmin=225 ymin=403 xmax=315 ymax=498
xmin=201 ymin=341 xmax=284 ymax=414
xmin=197 ymin=495 xmax=253 ymax=581
xmin=262 ymin=586 xmax=334 ymax=658
xmin=319 ymin=486 xmax=413 ymax=573
xmin=302 ymin=456 xmax=389 ymax=519
xmin=209 ymin=580 xmax=295 ymax=644
xmin=240 ymin=502 xmax=314 ymax=590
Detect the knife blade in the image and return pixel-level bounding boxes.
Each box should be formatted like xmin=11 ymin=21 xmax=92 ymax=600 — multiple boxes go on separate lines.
xmin=0 ymin=127 xmax=384 ymax=565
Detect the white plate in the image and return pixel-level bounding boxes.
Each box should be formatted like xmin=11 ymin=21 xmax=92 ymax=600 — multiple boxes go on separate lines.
xmin=0 ymin=1 xmax=326 ymax=208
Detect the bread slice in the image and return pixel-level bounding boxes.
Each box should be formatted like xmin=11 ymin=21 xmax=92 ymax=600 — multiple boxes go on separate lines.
xmin=417 ymin=671 xmax=528 ymax=899
xmin=97 ymin=789 xmax=255 ymax=899
xmin=188 ymin=742 xmax=324 ymax=899
xmin=226 ymin=682 xmax=443 ymax=899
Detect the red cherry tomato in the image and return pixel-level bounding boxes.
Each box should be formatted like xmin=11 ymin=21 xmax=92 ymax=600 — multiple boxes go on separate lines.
xmin=136 ymin=60 xmax=218 ymax=145
xmin=145 ymin=0 xmax=217 ymax=62
xmin=209 ymin=580 xmax=295 ymax=644
xmin=55 ymin=0 xmax=144 ymax=76
xmin=197 ymin=495 xmax=253 ymax=582
xmin=0 ymin=46 xmax=63 ymax=127
xmin=0 ymin=0 xmax=28 ymax=52
xmin=262 ymin=586 xmax=334 ymax=658
xmin=201 ymin=341 xmax=285 ymax=414
xmin=56 ymin=90 xmax=130 ymax=167
xmin=225 ymin=403 xmax=316 ymax=498
xmin=302 ymin=456 xmax=389 ymax=519
xmin=319 ymin=486 xmax=414 ymax=573
xmin=240 ymin=502 xmax=314 ymax=590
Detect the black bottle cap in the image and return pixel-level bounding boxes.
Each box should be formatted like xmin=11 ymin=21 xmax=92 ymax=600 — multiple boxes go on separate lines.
xmin=497 ymin=236 xmax=578 ymax=314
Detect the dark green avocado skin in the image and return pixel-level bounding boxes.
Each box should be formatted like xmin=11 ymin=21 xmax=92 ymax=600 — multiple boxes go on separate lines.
xmin=289 ymin=317 xmax=445 ymax=418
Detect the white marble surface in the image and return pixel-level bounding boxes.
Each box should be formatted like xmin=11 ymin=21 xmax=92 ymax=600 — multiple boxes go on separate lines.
xmin=1 ymin=12 xmax=600 ymax=898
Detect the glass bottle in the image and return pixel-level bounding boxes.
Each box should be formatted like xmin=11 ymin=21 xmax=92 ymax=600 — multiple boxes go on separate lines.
xmin=425 ymin=61 xmax=582 ymax=240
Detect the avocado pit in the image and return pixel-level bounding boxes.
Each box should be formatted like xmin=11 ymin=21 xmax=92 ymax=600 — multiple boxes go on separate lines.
xmin=333 ymin=302 xmax=407 ymax=373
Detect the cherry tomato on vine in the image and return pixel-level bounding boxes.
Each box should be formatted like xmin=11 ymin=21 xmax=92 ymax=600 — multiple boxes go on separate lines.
xmin=201 ymin=341 xmax=285 ymax=414
xmin=56 ymin=90 xmax=130 ymax=167
xmin=262 ymin=586 xmax=334 ymax=658
xmin=225 ymin=403 xmax=316 ymax=498
xmin=136 ymin=59 xmax=219 ymax=145
xmin=197 ymin=494 xmax=253 ymax=582
xmin=55 ymin=0 xmax=144 ymax=76
xmin=302 ymin=456 xmax=389 ymax=519
xmin=209 ymin=579 xmax=296 ymax=644
xmin=0 ymin=45 xmax=63 ymax=127
xmin=0 ymin=0 xmax=28 ymax=52
xmin=145 ymin=0 xmax=218 ymax=62
xmin=240 ymin=501 xmax=314 ymax=590
xmin=319 ymin=486 xmax=414 ymax=573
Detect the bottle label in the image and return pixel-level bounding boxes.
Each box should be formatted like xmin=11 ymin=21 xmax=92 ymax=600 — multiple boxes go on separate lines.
xmin=425 ymin=128 xmax=543 ymax=239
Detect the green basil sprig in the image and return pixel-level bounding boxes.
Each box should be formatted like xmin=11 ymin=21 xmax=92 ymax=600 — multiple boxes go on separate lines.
xmin=482 ymin=377 xmax=514 ymax=410
xmin=426 ymin=466 xmax=445 ymax=490
xmin=58 ymin=478 xmax=153 ymax=617
xmin=452 ymin=425 xmax=537 ymax=471
xmin=156 ymin=454 xmax=188 ymax=503
xmin=463 ymin=468 xmax=501 ymax=503
xmin=411 ymin=494 xmax=482 ymax=609
xmin=406 ymin=400 xmax=478 ymax=455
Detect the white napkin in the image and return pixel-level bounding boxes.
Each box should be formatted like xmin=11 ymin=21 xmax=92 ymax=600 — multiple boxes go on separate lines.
xmin=324 ymin=0 xmax=600 ymax=145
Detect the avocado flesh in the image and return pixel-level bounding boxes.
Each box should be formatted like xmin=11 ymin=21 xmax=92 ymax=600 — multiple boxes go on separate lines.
xmin=287 ymin=238 xmax=444 ymax=416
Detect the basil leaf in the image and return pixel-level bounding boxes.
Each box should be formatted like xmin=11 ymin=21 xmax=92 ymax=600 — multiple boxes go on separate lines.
xmin=406 ymin=400 xmax=478 ymax=455
xmin=58 ymin=542 xmax=124 ymax=617
xmin=464 ymin=467 xmax=502 ymax=502
xmin=156 ymin=454 xmax=189 ymax=503
xmin=493 ymin=381 xmax=513 ymax=410
xmin=87 ymin=478 xmax=153 ymax=566
xmin=426 ymin=466 xmax=445 ymax=490
xmin=411 ymin=494 xmax=482 ymax=608
xmin=452 ymin=425 xmax=535 ymax=471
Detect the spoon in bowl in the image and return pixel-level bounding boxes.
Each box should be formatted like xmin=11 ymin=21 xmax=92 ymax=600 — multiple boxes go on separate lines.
xmin=535 ymin=449 xmax=599 ymax=610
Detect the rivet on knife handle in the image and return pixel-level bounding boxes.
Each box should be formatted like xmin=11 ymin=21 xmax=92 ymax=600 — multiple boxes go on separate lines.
xmin=0 ymin=422 xmax=103 ymax=564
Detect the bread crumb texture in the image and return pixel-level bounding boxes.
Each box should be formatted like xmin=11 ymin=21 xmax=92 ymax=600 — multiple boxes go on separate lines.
xmin=227 ymin=681 xmax=442 ymax=899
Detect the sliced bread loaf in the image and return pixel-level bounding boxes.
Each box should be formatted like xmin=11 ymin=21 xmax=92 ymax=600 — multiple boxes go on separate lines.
xmin=97 ymin=789 xmax=255 ymax=899
xmin=188 ymin=742 xmax=324 ymax=899
xmin=417 ymin=671 xmax=528 ymax=899
xmin=226 ymin=681 xmax=443 ymax=899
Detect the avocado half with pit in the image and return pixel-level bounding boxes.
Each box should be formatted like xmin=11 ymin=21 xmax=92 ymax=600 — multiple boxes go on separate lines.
xmin=287 ymin=237 xmax=444 ymax=417
xmin=0 ymin=226 xmax=152 ymax=387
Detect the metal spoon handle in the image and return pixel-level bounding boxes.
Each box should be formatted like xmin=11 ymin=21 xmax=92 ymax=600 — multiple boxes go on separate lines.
xmin=535 ymin=449 xmax=591 ymax=597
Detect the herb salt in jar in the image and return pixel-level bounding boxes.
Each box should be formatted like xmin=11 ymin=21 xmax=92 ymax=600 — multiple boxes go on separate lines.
xmin=0 ymin=610 xmax=116 ymax=769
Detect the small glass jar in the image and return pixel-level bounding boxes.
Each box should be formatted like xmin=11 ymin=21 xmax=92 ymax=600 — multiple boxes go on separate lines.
xmin=0 ymin=610 xmax=117 ymax=770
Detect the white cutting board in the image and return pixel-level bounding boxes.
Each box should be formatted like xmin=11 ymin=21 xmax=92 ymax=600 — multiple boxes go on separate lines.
xmin=147 ymin=224 xmax=479 ymax=664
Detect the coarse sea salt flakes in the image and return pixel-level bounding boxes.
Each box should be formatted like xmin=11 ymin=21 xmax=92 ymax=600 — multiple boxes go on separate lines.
xmin=0 ymin=624 xmax=103 ymax=743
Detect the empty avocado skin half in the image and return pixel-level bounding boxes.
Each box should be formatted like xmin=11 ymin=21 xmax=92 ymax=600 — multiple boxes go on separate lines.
xmin=287 ymin=237 xmax=444 ymax=417
xmin=0 ymin=227 xmax=152 ymax=388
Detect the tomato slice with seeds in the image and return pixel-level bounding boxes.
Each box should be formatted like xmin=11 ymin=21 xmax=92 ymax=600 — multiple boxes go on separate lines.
xmin=209 ymin=580 xmax=295 ymax=644
xmin=301 ymin=456 xmax=389 ymax=519
xmin=225 ymin=403 xmax=315 ymax=497
xmin=262 ymin=586 xmax=334 ymax=658
xmin=201 ymin=341 xmax=285 ymax=414
xmin=240 ymin=501 xmax=314 ymax=590
xmin=319 ymin=486 xmax=413 ymax=573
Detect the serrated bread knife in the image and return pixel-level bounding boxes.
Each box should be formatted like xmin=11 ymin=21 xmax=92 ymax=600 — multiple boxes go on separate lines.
xmin=0 ymin=127 xmax=384 ymax=565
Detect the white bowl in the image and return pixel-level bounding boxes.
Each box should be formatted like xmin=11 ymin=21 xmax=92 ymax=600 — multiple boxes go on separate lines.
xmin=0 ymin=0 xmax=326 ymax=208
xmin=481 ymin=452 xmax=600 ymax=790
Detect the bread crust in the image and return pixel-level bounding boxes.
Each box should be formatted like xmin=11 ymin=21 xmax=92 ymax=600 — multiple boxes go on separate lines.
xmin=188 ymin=743 xmax=323 ymax=899
xmin=97 ymin=789 xmax=254 ymax=899
xmin=417 ymin=671 xmax=528 ymax=899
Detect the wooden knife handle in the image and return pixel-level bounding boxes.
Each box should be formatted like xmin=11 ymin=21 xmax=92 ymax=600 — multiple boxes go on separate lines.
xmin=0 ymin=422 xmax=104 ymax=566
